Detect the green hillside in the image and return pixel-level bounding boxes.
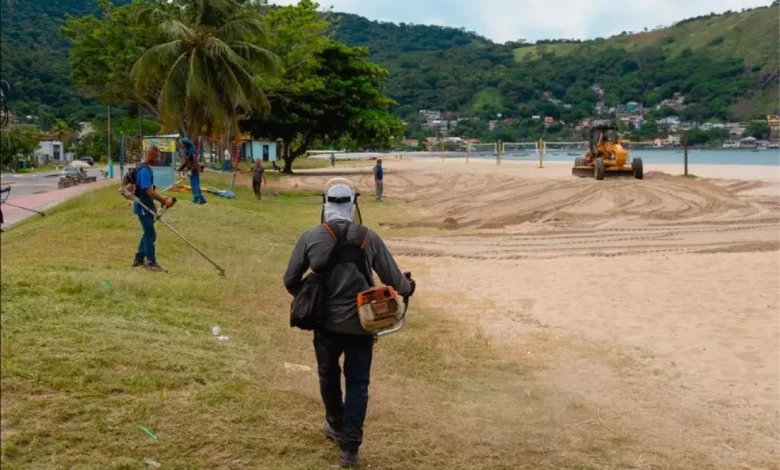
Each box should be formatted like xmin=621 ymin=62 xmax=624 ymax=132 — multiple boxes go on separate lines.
xmin=334 ymin=5 xmax=778 ymax=122
xmin=0 ymin=1 xmax=777 ymax=129
xmin=514 ymin=7 xmax=779 ymax=70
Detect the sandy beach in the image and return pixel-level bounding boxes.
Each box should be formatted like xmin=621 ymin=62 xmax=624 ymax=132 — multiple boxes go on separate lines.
xmin=283 ymin=157 xmax=780 ymax=468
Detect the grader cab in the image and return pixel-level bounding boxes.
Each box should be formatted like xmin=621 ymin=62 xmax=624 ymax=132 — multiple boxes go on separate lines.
xmin=572 ymin=125 xmax=643 ymax=180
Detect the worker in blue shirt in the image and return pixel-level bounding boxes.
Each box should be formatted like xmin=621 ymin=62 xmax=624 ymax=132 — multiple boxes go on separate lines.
xmin=178 ymin=137 xmax=207 ymax=204
xmin=133 ymin=145 xmax=174 ymax=272
xmin=372 ymin=159 xmax=384 ymax=202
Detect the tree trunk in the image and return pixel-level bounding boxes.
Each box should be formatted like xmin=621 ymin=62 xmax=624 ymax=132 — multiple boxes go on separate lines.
xmin=282 ymin=140 xmax=294 ymax=174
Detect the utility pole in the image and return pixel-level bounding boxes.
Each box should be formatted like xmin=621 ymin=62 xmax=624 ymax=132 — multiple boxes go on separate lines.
xmin=683 ymin=131 xmax=689 ymax=176
xmin=107 ymin=105 xmax=114 ymax=178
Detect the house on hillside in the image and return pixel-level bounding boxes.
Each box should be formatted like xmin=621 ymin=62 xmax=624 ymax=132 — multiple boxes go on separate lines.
xmin=726 ymin=122 xmax=746 ymax=136
xmin=419 ymin=110 xmax=441 ymax=121
xmin=33 ymin=136 xmax=72 ymax=165
xmin=739 ymin=136 xmax=757 ymax=148
xmin=767 ymin=115 xmax=780 ymax=132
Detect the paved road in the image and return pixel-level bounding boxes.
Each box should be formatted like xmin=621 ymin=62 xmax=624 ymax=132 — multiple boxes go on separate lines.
xmin=1 ymin=171 xmax=116 ymax=229
xmin=1 ymin=168 xmax=105 ymax=197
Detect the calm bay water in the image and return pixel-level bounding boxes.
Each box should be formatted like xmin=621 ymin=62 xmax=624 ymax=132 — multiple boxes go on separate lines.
xmin=318 ymin=149 xmax=780 ymax=166
xmin=510 ymin=149 xmax=780 ymax=166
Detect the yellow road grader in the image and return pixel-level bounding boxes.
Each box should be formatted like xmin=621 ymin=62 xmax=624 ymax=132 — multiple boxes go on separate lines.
xmin=572 ymin=125 xmax=643 ymax=180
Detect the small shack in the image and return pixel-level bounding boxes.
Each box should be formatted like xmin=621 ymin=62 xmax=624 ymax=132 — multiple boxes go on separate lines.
xmin=240 ymin=135 xmax=277 ymax=162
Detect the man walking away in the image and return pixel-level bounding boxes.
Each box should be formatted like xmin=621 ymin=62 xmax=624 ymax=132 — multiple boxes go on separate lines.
xmin=249 ymin=159 xmax=267 ymax=200
xmin=133 ymin=145 xmax=174 ymax=272
xmin=330 ymin=152 xmax=336 ymax=168
xmin=373 ymin=159 xmax=384 ymax=202
xmin=283 ymin=182 xmax=415 ymax=468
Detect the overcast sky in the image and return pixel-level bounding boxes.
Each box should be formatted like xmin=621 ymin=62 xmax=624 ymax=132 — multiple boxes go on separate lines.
xmin=271 ymin=0 xmax=771 ymax=43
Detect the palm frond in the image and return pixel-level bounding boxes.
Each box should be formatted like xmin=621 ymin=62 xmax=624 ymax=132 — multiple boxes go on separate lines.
xmin=216 ymin=14 xmax=264 ymax=42
xmin=158 ymin=53 xmax=190 ymax=127
xmin=133 ymin=5 xmax=170 ymax=26
xmin=160 ymin=20 xmax=198 ymax=42
xmin=132 ymin=40 xmax=183 ymax=96
xmin=214 ymin=56 xmax=250 ymax=110
xmin=202 ymin=37 xmax=247 ymax=68
xmin=230 ymin=41 xmax=280 ymax=74
xmin=186 ymin=49 xmax=221 ymax=109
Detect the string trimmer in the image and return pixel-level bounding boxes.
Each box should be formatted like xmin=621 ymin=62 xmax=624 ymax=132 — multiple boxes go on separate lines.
xmin=121 ymin=187 xmax=226 ymax=277
xmin=1 ymin=188 xmax=45 ymax=216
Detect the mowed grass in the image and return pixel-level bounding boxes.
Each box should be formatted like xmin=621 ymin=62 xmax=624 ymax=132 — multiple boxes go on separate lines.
xmin=2 ymin=172 xmax=640 ymax=469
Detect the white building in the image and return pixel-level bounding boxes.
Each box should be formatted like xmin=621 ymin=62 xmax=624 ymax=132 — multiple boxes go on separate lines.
xmin=740 ymin=136 xmax=757 ymax=147
xmin=33 ymin=138 xmax=73 ymax=165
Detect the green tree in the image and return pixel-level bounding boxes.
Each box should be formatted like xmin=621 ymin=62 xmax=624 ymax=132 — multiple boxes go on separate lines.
xmin=131 ymin=0 xmax=279 ymax=141
xmin=242 ymin=3 xmax=400 ymax=173
xmin=743 ymin=121 xmax=770 ymax=139
xmin=62 ymin=0 xmax=162 ymax=108
xmin=245 ymin=42 xmax=401 ymax=173
xmin=0 ymin=124 xmax=40 ymax=167
xmin=645 ymin=91 xmax=662 ymax=107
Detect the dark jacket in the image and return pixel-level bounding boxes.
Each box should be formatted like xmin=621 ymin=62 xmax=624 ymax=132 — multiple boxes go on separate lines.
xmin=283 ymin=219 xmax=412 ymax=335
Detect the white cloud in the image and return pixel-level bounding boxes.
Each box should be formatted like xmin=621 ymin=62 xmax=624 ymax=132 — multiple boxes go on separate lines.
xmin=270 ymin=0 xmax=771 ymax=43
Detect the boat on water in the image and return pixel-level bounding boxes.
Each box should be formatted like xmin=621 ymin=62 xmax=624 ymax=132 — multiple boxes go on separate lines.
xmin=567 ymin=152 xmax=580 ymax=156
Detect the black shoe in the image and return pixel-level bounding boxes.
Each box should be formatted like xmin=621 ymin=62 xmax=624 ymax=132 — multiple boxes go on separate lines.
xmin=338 ymin=449 xmax=358 ymax=468
xmin=132 ymin=259 xmax=145 ymax=267
xmin=323 ymin=421 xmax=343 ymax=444
xmin=144 ymin=262 xmax=166 ymax=273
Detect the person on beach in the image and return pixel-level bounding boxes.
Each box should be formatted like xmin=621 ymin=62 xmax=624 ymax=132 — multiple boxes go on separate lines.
xmin=373 ymin=159 xmax=384 ymax=202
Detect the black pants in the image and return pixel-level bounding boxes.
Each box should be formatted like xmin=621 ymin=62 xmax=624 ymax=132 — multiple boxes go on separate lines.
xmin=313 ymin=329 xmax=374 ymax=451
xmin=252 ymin=179 xmax=262 ymax=199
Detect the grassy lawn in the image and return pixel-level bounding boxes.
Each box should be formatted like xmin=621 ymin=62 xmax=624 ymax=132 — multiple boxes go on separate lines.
xmin=6 ymin=164 xmax=65 ymax=174
xmin=1 ymin=172 xmax=638 ymax=469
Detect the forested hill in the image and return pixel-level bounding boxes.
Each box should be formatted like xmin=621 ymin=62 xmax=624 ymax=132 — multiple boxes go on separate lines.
xmin=0 ymin=0 xmax=133 ymax=124
xmin=1 ymin=0 xmax=778 ymax=128
xmin=332 ymin=5 xmax=779 ymax=123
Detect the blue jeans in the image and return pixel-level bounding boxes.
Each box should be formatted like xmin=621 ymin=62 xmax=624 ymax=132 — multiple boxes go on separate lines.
xmin=135 ymin=211 xmax=156 ymax=264
xmin=313 ymin=330 xmax=374 ymax=452
xmin=190 ymin=173 xmax=206 ymax=204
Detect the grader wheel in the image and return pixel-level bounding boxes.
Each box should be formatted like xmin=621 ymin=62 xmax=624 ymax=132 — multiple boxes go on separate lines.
xmin=632 ymin=158 xmax=644 ymax=180
xmin=594 ymin=158 xmax=605 ymax=180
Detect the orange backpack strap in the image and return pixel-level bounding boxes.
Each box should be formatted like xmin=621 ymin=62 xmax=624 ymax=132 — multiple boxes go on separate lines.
xmin=321 ymin=222 xmax=338 ymax=241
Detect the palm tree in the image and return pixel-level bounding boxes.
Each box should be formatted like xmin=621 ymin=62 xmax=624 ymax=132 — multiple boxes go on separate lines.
xmin=52 ymin=119 xmax=75 ymax=146
xmin=132 ymin=0 xmax=278 ymax=142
